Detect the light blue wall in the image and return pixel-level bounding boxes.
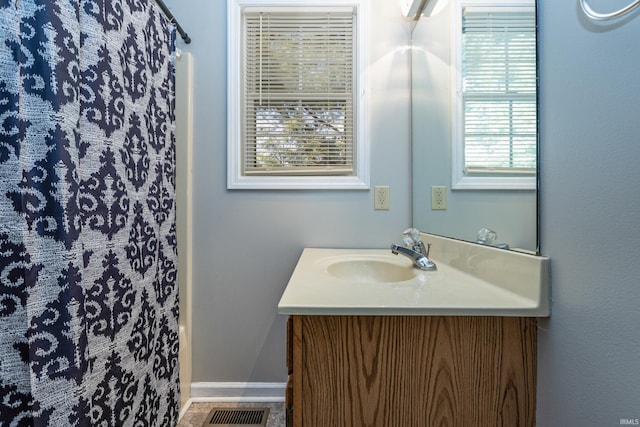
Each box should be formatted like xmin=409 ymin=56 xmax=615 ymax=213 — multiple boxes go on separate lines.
xmin=164 ymin=0 xmax=412 ymax=382
xmin=538 ymin=0 xmax=640 ymax=424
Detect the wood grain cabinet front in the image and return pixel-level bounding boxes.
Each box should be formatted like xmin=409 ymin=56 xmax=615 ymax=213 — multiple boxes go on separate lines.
xmin=287 ymin=315 xmax=536 ymax=427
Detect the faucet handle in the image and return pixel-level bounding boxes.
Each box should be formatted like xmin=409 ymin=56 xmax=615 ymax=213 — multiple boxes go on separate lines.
xmin=402 ymin=228 xmax=422 ymax=244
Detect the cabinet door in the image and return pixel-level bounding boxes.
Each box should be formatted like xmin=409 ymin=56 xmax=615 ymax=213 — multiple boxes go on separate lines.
xmin=295 ymin=315 xmax=536 ymax=427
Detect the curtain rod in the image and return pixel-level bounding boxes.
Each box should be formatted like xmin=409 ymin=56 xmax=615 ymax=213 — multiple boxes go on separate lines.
xmin=154 ymin=0 xmax=191 ymax=44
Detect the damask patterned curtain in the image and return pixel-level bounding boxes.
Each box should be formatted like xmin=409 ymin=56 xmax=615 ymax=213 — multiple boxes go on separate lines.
xmin=0 ymin=1 xmax=180 ymax=425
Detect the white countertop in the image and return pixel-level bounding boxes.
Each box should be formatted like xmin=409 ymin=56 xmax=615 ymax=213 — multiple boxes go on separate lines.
xmin=277 ymin=243 xmax=549 ymax=316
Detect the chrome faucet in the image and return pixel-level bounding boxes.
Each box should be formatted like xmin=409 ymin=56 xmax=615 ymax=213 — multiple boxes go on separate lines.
xmin=390 ymin=228 xmax=437 ymax=271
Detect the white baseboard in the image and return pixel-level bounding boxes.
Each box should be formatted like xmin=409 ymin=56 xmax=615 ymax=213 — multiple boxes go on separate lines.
xmin=190 ymin=382 xmax=286 ymax=403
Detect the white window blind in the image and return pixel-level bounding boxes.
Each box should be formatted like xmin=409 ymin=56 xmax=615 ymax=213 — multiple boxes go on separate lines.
xmin=462 ymin=6 xmax=536 ymax=175
xmin=242 ymin=7 xmax=356 ymax=176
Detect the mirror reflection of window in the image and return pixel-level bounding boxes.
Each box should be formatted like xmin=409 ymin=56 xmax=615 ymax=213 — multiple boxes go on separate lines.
xmin=451 ymin=0 xmax=537 ymax=190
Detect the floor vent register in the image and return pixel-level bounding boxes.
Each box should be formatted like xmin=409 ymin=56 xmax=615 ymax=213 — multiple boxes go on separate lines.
xmin=202 ymin=408 xmax=270 ymax=427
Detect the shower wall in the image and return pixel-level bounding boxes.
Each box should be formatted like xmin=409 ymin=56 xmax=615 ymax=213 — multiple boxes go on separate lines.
xmin=176 ymin=52 xmax=194 ymax=409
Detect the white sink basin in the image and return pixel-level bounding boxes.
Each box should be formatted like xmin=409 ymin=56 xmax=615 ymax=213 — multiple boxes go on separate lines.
xmin=326 ymin=259 xmax=416 ymax=283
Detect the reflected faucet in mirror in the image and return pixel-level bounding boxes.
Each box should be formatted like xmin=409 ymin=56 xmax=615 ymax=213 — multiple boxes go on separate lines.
xmin=476 ymin=227 xmax=510 ymax=250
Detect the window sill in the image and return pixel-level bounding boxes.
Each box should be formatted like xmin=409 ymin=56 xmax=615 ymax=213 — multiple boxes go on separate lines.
xmin=452 ymin=174 xmax=536 ymax=190
xmin=227 ymin=174 xmax=370 ymax=190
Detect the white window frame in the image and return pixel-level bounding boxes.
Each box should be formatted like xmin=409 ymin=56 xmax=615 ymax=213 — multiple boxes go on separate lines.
xmin=227 ymin=0 xmax=370 ymax=190
xmin=450 ymin=0 xmax=537 ymax=190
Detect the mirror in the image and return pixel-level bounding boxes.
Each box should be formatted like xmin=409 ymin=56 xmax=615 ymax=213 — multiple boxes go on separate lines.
xmin=411 ymin=0 xmax=539 ymax=253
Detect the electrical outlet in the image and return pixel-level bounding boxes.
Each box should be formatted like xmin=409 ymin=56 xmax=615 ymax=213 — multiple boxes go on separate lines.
xmin=374 ymin=186 xmax=390 ymax=210
xmin=431 ymin=186 xmax=447 ymax=210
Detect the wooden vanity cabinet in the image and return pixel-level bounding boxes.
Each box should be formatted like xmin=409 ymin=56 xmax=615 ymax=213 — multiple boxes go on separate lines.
xmin=286 ymin=315 xmax=536 ymax=427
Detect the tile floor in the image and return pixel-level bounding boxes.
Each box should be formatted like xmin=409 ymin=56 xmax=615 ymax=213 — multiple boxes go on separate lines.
xmin=178 ymin=401 xmax=286 ymax=427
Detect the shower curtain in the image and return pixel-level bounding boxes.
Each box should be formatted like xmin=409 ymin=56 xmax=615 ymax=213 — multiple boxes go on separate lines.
xmin=0 ymin=0 xmax=180 ymax=425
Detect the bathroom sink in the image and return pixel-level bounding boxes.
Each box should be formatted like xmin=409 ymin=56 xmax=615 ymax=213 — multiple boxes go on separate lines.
xmin=277 ymin=243 xmax=550 ymax=316
xmin=326 ymin=259 xmax=416 ymax=283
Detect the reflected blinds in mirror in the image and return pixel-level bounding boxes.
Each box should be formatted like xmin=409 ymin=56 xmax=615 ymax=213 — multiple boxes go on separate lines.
xmin=242 ymin=7 xmax=356 ymax=176
xmin=462 ymin=7 xmax=536 ymax=174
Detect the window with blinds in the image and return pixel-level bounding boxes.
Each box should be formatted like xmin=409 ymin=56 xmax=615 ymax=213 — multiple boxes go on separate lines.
xmin=460 ymin=5 xmax=537 ymax=177
xmin=241 ymin=7 xmax=356 ymax=176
